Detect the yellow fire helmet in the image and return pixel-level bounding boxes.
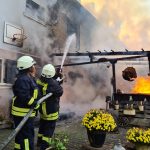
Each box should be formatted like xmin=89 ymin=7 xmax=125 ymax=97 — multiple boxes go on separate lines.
xmin=17 ymin=56 xmax=36 ymax=70
xmin=41 ymin=64 xmax=56 ymax=78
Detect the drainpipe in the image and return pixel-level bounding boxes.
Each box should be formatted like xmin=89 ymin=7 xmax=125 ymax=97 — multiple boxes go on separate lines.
xmin=110 ymin=60 xmax=117 ymax=96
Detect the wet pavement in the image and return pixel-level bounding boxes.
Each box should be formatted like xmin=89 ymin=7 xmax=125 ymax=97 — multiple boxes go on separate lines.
xmin=0 ymin=117 xmax=131 ymax=150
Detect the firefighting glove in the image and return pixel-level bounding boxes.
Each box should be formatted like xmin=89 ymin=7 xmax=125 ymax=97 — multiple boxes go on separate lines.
xmin=56 ymin=76 xmax=63 ymax=82
xmin=54 ymin=68 xmax=64 ymax=84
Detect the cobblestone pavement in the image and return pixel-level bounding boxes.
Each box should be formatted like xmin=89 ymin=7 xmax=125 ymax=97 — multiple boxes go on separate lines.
xmin=0 ymin=117 xmax=130 ymax=150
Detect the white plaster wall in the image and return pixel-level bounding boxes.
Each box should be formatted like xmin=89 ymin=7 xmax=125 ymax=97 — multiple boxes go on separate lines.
xmin=0 ymin=0 xmax=48 ymax=53
xmin=0 ymin=0 xmax=49 ymax=121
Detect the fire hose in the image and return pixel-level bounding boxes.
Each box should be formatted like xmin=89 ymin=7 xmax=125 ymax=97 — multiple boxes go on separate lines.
xmin=0 ymin=92 xmax=52 ymax=150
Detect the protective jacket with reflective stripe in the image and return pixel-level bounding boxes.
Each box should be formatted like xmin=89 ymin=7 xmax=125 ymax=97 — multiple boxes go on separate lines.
xmin=11 ymin=72 xmax=39 ymax=117
xmin=37 ymin=78 xmax=63 ymax=120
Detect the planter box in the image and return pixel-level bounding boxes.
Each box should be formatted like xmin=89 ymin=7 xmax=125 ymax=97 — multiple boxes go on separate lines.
xmin=123 ymin=109 xmax=136 ymax=115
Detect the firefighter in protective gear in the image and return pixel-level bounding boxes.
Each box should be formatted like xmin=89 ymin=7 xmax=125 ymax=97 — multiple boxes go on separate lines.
xmin=11 ymin=55 xmax=39 ymax=150
xmin=36 ymin=64 xmax=63 ymax=150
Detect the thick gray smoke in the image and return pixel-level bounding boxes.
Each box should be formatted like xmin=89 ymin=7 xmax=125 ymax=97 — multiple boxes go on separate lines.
xmin=45 ymin=0 xmax=115 ymax=115
xmin=57 ymin=0 xmax=150 ymax=116
xmin=22 ymin=0 xmax=58 ymax=64
xmin=21 ymin=0 xmax=149 ymax=116
xmin=60 ymin=64 xmax=111 ymax=116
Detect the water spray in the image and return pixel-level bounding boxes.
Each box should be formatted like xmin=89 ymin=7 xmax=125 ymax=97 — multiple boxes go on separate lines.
xmin=60 ymin=33 xmax=76 ymax=70
xmin=56 ymin=33 xmax=76 ymax=81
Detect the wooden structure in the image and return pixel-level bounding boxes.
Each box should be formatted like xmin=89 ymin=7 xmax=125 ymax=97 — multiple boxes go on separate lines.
xmin=53 ymin=49 xmax=150 ymax=127
xmin=112 ymin=93 xmax=150 ymax=127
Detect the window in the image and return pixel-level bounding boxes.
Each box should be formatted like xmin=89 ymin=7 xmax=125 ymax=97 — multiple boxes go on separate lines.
xmin=24 ymin=0 xmax=46 ymax=25
xmin=67 ymin=18 xmax=80 ymax=50
xmin=4 ymin=60 xmax=17 ymax=84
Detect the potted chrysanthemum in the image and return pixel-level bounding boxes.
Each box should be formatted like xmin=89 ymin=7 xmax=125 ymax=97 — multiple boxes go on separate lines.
xmin=126 ymin=127 xmax=150 ymax=150
xmin=82 ymin=109 xmax=117 ymax=148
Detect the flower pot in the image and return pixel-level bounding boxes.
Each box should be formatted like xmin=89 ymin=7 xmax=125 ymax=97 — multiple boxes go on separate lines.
xmin=115 ymin=104 xmax=119 ymax=110
xmin=135 ymin=144 xmax=150 ymax=150
xmin=87 ymin=130 xmax=106 ymax=148
xmin=138 ymin=105 xmax=144 ymax=111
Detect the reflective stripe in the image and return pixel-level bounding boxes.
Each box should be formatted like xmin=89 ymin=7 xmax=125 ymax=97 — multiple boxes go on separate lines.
xmin=12 ymin=96 xmax=16 ymax=106
xmin=24 ymin=139 xmax=29 ymax=150
xmin=36 ymin=79 xmax=48 ymax=95
xmin=33 ymin=89 xmax=38 ymax=99
xmin=15 ymin=143 xmax=21 ymax=149
xmin=28 ymin=89 xmax=38 ymax=105
xmin=42 ymin=102 xmax=47 ymax=115
xmin=12 ymin=106 xmax=30 ymax=112
xmin=12 ymin=105 xmax=36 ymax=117
xmin=37 ymin=79 xmax=45 ymax=86
xmin=12 ymin=96 xmax=16 ymax=102
xmin=38 ymin=133 xmax=43 ymax=137
xmin=41 ymin=112 xmax=59 ymax=120
xmin=43 ymin=84 xmax=48 ymax=95
xmin=11 ymin=96 xmax=35 ymax=117
xmin=11 ymin=110 xmax=36 ymax=117
xmin=28 ymin=97 xmax=34 ymax=105
xmin=42 ymin=136 xmax=51 ymax=144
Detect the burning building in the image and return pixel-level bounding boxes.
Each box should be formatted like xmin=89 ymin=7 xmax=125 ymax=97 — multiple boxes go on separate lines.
xmin=0 ymin=0 xmax=150 ymax=125
xmin=0 ymin=0 xmax=101 ymax=122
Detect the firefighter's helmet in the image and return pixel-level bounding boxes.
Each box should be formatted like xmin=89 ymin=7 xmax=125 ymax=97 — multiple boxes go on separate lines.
xmin=41 ymin=64 xmax=56 ymax=78
xmin=17 ymin=56 xmax=36 ymax=70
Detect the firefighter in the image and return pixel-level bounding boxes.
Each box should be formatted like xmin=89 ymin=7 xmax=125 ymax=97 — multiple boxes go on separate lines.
xmin=11 ymin=55 xmax=39 ymax=150
xmin=36 ymin=64 xmax=63 ymax=150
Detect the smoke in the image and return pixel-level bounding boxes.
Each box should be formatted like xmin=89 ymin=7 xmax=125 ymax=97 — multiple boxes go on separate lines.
xmin=59 ymin=0 xmax=150 ymax=116
xmin=45 ymin=0 xmax=113 ymax=115
xmin=60 ymin=63 xmax=112 ymax=115
xmin=81 ymin=0 xmax=150 ymax=50
xmin=22 ymin=0 xmax=59 ymax=64
xmin=46 ymin=0 xmax=57 ymax=7
xmin=21 ymin=0 xmax=150 ymax=116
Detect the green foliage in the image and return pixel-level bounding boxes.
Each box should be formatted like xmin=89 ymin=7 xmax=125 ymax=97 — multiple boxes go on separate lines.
xmin=47 ymin=133 xmax=69 ymax=150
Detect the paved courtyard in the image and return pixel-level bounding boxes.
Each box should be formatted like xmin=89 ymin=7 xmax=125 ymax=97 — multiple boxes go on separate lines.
xmin=0 ymin=117 xmax=132 ymax=150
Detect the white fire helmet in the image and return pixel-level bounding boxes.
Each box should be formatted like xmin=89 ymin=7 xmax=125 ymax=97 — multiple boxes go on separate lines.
xmin=17 ymin=56 xmax=36 ymax=70
xmin=41 ymin=64 xmax=56 ymax=78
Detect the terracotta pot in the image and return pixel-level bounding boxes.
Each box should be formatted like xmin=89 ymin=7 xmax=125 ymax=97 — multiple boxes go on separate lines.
xmin=87 ymin=129 xmax=106 ymax=148
xmin=135 ymin=144 xmax=150 ymax=150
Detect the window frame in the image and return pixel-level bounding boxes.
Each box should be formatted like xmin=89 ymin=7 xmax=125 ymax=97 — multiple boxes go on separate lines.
xmin=23 ymin=0 xmax=46 ymax=26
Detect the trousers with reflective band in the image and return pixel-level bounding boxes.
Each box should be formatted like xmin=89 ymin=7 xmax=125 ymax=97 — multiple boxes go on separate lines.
xmin=38 ymin=120 xmax=56 ymax=150
xmin=13 ymin=117 xmax=34 ymax=150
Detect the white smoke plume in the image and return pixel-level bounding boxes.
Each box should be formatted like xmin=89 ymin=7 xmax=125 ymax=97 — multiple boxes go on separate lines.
xmin=59 ymin=0 xmax=150 ymax=115
xmin=22 ymin=0 xmax=59 ymax=64
xmin=21 ymin=0 xmax=150 ymax=116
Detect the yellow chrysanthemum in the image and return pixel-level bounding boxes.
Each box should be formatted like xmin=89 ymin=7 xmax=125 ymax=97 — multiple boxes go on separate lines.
xmin=126 ymin=127 xmax=150 ymax=145
xmin=82 ymin=109 xmax=117 ymax=132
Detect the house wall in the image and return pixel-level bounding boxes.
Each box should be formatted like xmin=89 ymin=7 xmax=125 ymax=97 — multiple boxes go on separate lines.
xmin=0 ymin=0 xmax=49 ymax=120
xmin=0 ymin=0 xmax=99 ymax=121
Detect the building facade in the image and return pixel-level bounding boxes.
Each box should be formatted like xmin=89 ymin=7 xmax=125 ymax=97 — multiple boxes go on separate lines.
xmin=0 ymin=0 xmax=98 ymax=121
